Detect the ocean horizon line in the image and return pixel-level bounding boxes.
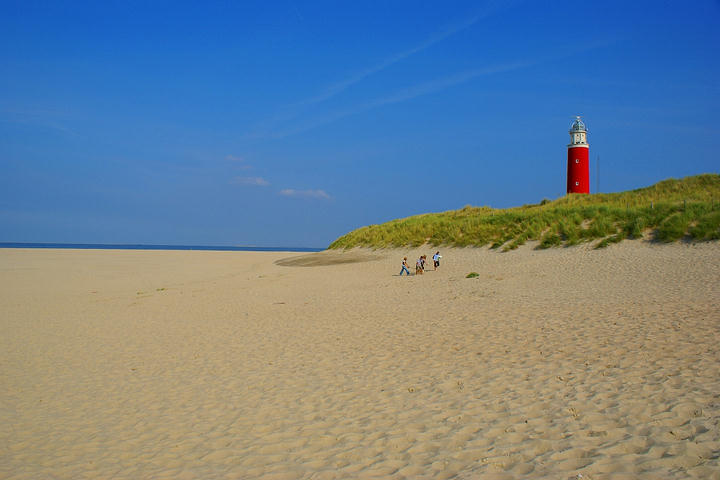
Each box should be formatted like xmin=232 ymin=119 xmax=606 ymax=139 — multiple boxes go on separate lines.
xmin=0 ymin=242 xmax=325 ymax=253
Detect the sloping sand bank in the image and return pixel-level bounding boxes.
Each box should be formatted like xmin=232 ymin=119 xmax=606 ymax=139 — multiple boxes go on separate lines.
xmin=275 ymin=249 xmax=382 ymax=267
xmin=1 ymin=242 xmax=719 ymax=479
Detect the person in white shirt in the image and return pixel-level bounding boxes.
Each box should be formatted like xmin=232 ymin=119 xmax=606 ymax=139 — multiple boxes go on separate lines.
xmin=432 ymin=251 xmax=441 ymax=270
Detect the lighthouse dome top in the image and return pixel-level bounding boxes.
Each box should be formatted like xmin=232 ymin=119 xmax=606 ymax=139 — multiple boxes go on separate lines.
xmin=570 ymin=116 xmax=587 ymax=132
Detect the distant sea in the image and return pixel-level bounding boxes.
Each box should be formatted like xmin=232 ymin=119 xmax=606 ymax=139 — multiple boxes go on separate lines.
xmin=0 ymin=243 xmax=324 ymax=253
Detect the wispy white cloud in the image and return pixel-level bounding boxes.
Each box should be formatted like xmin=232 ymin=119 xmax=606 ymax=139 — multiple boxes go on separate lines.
xmin=1 ymin=108 xmax=82 ymax=137
xmin=243 ymin=2 xmax=510 ymax=140
xmin=266 ymin=59 xmax=536 ymax=139
xmin=225 ymin=154 xmax=253 ymax=170
xmin=279 ymin=189 xmax=331 ymax=200
xmin=262 ymin=36 xmax=617 ymax=139
xmin=293 ymin=12 xmax=490 ymax=108
xmin=232 ymin=176 xmax=270 ymax=186
xmin=362 ymin=60 xmax=536 ymax=108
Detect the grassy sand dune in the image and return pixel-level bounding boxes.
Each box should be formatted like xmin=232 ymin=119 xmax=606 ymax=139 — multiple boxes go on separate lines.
xmin=329 ymin=174 xmax=720 ymax=250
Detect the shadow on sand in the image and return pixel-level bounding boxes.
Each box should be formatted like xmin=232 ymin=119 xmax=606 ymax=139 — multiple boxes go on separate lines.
xmin=275 ymin=250 xmax=383 ymax=267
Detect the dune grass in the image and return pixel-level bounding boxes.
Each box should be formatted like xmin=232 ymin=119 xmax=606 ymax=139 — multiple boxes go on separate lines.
xmin=328 ymin=174 xmax=720 ymax=250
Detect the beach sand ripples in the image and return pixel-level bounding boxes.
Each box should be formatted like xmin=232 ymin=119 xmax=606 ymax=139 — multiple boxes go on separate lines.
xmin=1 ymin=243 xmax=719 ymax=479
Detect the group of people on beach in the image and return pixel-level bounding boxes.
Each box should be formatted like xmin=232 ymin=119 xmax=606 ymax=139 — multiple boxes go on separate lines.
xmin=400 ymin=251 xmax=441 ymax=276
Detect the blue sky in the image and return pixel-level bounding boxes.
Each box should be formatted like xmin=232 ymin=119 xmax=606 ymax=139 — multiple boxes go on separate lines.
xmin=2 ymin=0 xmax=718 ymax=248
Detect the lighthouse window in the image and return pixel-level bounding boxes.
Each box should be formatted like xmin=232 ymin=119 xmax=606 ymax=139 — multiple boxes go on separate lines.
xmin=575 ymin=159 xmax=579 ymax=163
xmin=575 ymin=181 xmax=580 ymax=186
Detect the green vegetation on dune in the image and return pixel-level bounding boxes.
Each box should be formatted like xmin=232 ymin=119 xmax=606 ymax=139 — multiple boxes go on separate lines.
xmin=329 ymin=174 xmax=720 ymax=250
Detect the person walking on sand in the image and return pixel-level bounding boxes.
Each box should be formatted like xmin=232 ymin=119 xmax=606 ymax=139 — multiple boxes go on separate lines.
xmin=400 ymin=257 xmax=411 ymax=276
xmin=433 ymin=251 xmax=441 ymax=270
xmin=415 ymin=257 xmax=423 ymax=275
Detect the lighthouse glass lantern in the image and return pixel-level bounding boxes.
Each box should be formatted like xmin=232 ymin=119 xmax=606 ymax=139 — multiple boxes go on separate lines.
xmin=567 ymin=116 xmax=589 ymax=194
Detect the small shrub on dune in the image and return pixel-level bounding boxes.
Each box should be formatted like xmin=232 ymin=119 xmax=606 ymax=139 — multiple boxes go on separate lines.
xmin=491 ymin=232 xmax=514 ymax=249
xmin=656 ymin=212 xmax=691 ymax=242
xmin=595 ymin=232 xmax=626 ymax=249
xmin=503 ymin=233 xmax=529 ymax=252
xmin=586 ymin=216 xmax=615 ymax=238
xmin=453 ymin=236 xmax=473 ymax=247
xmin=689 ymin=211 xmax=720 ymax=240
xmin=522 ymin=216 xmax=546 ymax=239
xmin=623 ymin=215 xmax=646 ymax=239
xmin=538 ymin=232 xmax=562 ymax=249
xmin=645 ymin=203 xmax=676 ymax=226
xmin=559 ymin=220 xmax=581 ymax=246
xmin=490 ymin=239 xmax=504 ymax=249
xmin=474 ymin=226 xmax=496 ymax=246
xmin=564 ymin=235 xmax=581 ymax=247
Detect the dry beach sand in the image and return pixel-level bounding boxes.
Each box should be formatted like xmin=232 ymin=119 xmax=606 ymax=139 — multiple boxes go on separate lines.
xmin=1 ymin=242 xmax=719 ymax=479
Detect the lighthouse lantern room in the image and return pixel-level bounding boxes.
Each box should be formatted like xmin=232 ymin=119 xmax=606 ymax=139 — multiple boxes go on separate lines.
xmin=567 ymin=116 xmax=590 ymax=194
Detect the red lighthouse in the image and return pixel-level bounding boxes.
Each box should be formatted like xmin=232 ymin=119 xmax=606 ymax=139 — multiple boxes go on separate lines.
xmin=567 ymin=116 xmax=589 ymax=194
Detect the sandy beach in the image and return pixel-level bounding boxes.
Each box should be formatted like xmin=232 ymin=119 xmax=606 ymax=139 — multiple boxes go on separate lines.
xmin=1 ymin=242 xmax=719 ymax=479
